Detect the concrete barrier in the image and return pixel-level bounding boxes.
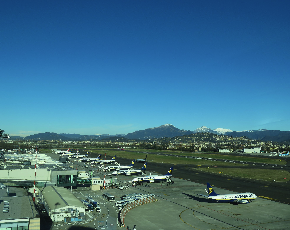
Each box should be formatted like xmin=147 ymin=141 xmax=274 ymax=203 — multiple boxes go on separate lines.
xmin=119 ymin=196 xmax=157 ymax=227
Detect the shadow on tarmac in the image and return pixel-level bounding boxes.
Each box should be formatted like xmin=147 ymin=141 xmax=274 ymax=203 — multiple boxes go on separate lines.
xmin=182 ymin=192 xmax=218 ymax=203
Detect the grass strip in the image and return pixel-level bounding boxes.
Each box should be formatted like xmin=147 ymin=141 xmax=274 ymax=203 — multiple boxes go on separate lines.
xmin=194 ymin=167 xmax=290 ymax=182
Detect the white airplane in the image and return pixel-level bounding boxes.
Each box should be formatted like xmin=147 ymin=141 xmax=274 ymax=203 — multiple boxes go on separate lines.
xmin=132 ymin=167 xmax=173 ymax=183
xmin=70 ymin=154 xmax=86 ymax=159
xmin=81 ymin=155 xmax=116 ymax=164
xmin=69 ymin=150 xmax=87 ymax=159
xmin=136 ymin=155 xmax=147 ymax=163
xmin=81 ymin=157 xmax=99 ymax=162
xmin=55 ymin=149 xmax=71 ymax=154
xmin=205 ymin=183 xmax=257 ymax=204
xmin=112 ymin=162 xmax=147 ymax=176
xmin=61 ymin=152 xmax=75 ymax=156
xmin=103 ymin=159 xmax=135 ymax=172
xmin=97 ymin=155 xmax=116 ymax=164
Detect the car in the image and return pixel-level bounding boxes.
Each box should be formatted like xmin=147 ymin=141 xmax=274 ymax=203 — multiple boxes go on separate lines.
xmin=0 ymin=185 xmax=6 ymax=189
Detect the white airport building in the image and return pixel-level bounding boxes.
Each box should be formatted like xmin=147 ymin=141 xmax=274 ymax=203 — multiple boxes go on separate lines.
xmin=243 ymin=147 xmax=261 ymax=154
xmin=42 ymin=186 xmax=86 ymax=222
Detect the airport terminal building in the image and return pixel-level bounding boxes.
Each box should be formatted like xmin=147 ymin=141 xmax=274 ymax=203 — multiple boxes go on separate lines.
xmin=42 ymin=186 xmax=86 ymax=222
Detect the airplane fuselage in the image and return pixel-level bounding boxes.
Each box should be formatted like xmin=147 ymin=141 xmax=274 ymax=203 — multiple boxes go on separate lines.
xmin=208 ymin=192 xmax=257 ymax=203
xmin=104 ymin=165 xmax=132 ymax=171
xmin=132 ymin=175 xmax=171 ymax=183
xmin=112 ymin=169 xmax=143 ymax=176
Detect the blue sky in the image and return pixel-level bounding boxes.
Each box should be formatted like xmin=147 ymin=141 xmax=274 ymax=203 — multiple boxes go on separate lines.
xmin=1 ymin=0 xmax=290 ymax=137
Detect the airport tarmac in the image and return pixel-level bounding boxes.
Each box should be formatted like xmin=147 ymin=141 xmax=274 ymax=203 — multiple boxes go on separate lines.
xmin=123 ymin=178 xmax=290 ymax=230
xmin=44 ymin=152 xmax=290 ymax=229
xmin=113 ymin=157 xmax=290 ymax=205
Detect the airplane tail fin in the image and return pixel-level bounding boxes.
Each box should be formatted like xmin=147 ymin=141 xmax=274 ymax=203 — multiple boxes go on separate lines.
xmin=129 ymin=159 xmax=135 ymax=166
xmin=206 ymin=183 xmax=218 ymax=196
xmin=141 ymin=162 xmax=147 ymax=171
xmin=97 ymin=154 xmax=101 ymax=160
xmin=112 ymin=155 xmax=116 ymax=160
xmin=165 ymin=167 xmax=173 ymax=176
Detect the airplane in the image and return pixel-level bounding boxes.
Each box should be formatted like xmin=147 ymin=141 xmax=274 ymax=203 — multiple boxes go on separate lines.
xmin=81 ymin=157 xmax=98 ymax=162
xmin=96 ymin=155 xmax=116 ymax=164
xmin=55 ymin=149 xmax=71 ymax=154
xmin=112 ymin=162 xmax=147 ymax=176
xmin=131 ymin=166 xmax=173 ymax=183
xmin=279 ymin=151 xmax=289 ymax=157
xmin=136 ymin=155 xmax=147 ymax=163
xmin=81 ymin=155 xmax=116 ymax=164
xmin=103 ymin=159 xmax=135 ymax=172
xmin=61 ymin=152 xmax=75 ymax=156
xmin=69 ymin=150 xmax=88 ymax=159
xmin=205 ymin=183 xmax=257 ymax=204
xmin=70 ymin=154 xmax=86 ymax=159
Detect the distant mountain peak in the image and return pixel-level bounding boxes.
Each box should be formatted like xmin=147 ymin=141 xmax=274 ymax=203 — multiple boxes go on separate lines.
xmin=126 ymin=124 xmax=192 ymax=139
xmin=160 ymin=124 xmax=175 ymax=128
xmin=194 ymin=126 xmax=214 ymax=133
xmin=213 ymin=128 xmax=233 ymax=134
xmin=149 ymin=124 xmax=175 ymax=130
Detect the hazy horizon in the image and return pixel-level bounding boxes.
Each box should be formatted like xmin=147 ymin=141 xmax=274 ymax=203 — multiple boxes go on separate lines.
xmin=7 ymin=124 xmax=290 ymax=138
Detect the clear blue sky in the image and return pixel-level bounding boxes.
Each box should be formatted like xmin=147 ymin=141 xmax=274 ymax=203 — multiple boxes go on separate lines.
xmin=1 ymin=0 xmax=289 ymax=137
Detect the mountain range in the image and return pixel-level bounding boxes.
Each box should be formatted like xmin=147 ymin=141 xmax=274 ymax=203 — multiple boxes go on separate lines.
xmin=9 ymin=124 xmax=290 ymax=143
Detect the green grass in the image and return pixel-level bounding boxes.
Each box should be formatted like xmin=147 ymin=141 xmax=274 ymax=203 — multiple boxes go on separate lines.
xmin=87 ymin=149 xmax=245 ymax=166
xmin=194 ymin=167 xmax=290 ymax=182
xmin=38 ymin=148 xmax=53 ymax=153
xmin=91 ymin=148 xmax=286 ymax=165
xmin=85 ymin=148 xmax=289 ymax=183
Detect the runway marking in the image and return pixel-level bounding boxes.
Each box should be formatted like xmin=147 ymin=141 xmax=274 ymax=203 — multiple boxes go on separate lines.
xmin=138 ymin=186 xmax=243 ymax=229
xmin=258 ymin=195 xmax=277 ymax=201
xmin=179 ymin=208 xmax=200 ymax=229
xmin=194 ymin=204 xmax=269 ymax=229
xmin=135 ymin=182 xmax=285 ymax=229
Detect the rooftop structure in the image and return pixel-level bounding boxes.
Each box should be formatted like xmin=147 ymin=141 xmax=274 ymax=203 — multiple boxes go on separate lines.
xmin=0 ymin=187 xmax=39 ymax=229
xmin=41 ymin=186 xmax=86 ymax=222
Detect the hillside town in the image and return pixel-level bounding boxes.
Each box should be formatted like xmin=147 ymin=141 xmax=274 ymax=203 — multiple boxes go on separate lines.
xmin=2 ymin=132 xmax=289 ymax=155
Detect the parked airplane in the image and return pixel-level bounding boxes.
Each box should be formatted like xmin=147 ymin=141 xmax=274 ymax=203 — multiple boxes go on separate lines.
xmin=55 ymin=149 xmax=71 ymax=154
xmin=112 ymin=162 xmax=147 ymax=176
xmin=61 ymin=152 xmax=75 ymax=156
xmin=131 ymin=166 xmax=173 ymax=183
xmin=103 ymin=160 xmax=135 ymax=172
xmin=81 ymin=157 xmax=99 ymax=162
xmin=279 ymin=151 xmax=289 ymax=157
xmin=81 ymin=155 xmax=116 ymax=164
xmin=70 ymin=151 xmax=87 ymax=159
xmin=205 ymin=183 xmax=257 ymax=204
xmin=136 ymin=155 xmax=147 ymax=163
xmin=97 ymin=155 xmax=116 ymax=164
